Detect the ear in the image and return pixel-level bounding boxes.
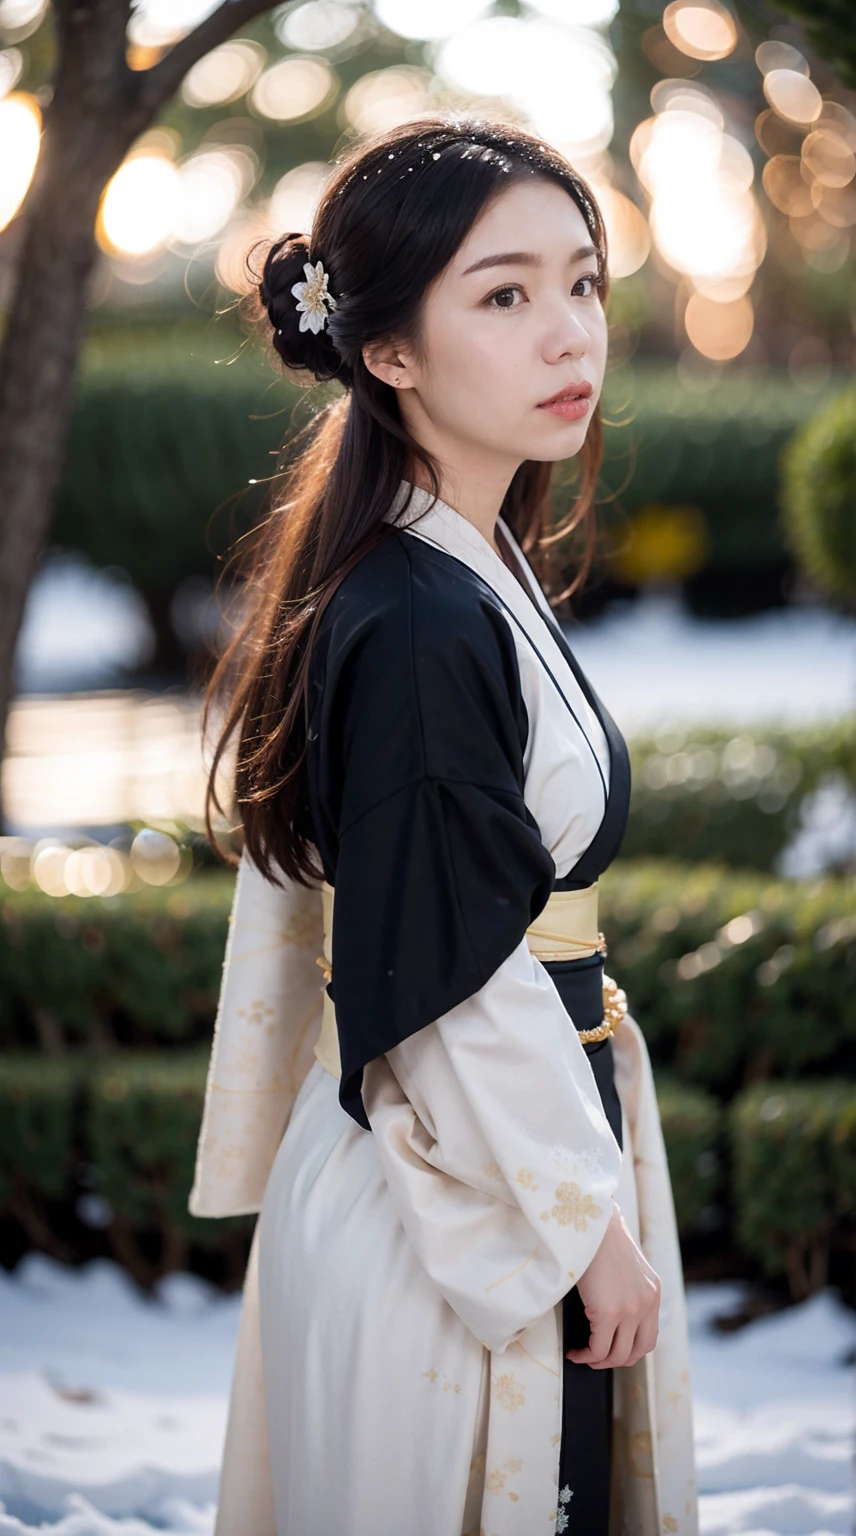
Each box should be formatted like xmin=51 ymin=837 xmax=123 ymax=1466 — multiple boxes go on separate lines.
xmin=362 ymin=337 xmax=413 ymax=390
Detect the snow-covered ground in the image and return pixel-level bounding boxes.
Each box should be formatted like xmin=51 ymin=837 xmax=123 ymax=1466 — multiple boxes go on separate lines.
xmin=0 ymin=1255 xmax=852 ymax=1535
xmin=15 ymin=554 xmax=856 ymax=730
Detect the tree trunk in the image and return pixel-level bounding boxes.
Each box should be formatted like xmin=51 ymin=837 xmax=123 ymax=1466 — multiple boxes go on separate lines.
xmin=0 ymin=0 xmax=275 ymax=831
xmin=0 ymin=3 xmax=144 ymax=831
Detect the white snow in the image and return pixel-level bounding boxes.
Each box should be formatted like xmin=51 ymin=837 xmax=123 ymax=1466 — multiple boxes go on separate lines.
xmin=15 ymin=557 xmax=856 ymax=731
xmin=568 ymin=591 xmax=856 ymax=733
xmin=0 ymin=1257 xmax=852 ymax=1535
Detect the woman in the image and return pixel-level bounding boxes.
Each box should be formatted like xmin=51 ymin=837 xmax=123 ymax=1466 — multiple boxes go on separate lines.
xmin=190 ymin=114 xmax=697 ymax=1536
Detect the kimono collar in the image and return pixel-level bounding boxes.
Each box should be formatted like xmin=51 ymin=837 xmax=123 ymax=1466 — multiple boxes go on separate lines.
xmin=383 ymin=479 xmax=608 ymax=780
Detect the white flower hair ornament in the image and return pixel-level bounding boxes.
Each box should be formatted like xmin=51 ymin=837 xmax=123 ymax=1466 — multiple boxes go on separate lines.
xmin=290 ymin=258 xmax=338 ymax=335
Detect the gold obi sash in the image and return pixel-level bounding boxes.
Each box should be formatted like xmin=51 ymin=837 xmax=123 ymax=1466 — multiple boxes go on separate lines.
xmin=313 ymin=880 xmax=626 ymax=1081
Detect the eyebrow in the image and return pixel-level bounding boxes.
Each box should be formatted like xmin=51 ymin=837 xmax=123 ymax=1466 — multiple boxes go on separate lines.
xmin=461 ymin=243 xmax=600 ymax=276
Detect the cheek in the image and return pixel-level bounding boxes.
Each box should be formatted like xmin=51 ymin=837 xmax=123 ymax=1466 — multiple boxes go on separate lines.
xmin=421 ymin=317 xmax=513 ymax=411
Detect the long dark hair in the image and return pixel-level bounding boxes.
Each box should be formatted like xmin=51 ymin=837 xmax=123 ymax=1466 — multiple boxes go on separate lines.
xmin=203 ymin=113 xmax=612 ymax=888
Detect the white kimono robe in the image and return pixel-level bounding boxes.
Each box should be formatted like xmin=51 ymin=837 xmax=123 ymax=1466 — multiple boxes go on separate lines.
xmin=189 ymin=483 xmax=698 ymax=1536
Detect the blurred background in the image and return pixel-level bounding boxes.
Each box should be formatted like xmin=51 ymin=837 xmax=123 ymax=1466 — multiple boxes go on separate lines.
xmin=0 ymin=2 xmax=854 ymax=1533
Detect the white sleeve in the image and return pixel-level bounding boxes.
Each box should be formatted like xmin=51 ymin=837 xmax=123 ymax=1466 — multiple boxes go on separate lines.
xmin=361 ymin=934 xmax=622 ymax=1355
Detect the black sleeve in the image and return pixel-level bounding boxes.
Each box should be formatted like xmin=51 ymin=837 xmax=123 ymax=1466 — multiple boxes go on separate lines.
xmin=306 ymin=532 xmax=556 ymax=1130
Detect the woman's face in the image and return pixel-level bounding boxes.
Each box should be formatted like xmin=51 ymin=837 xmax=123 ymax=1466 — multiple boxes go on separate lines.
xmin=366 ymin=176 xmax=609 ymax=480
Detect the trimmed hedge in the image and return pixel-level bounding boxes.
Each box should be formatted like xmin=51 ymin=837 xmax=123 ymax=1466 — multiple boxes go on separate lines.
xmin=780 ymin=382 xmax=856 ymax=609
xmin=2 ymin=860 xmax=854 ymax=1295
xmin=9 ymin=862 xmax=854 ymax=1091
xmin=0 ymin=878 xmax=230 ymax=1053
xmin=0 ymin=1051 xmax=250 ymax=1286
xmin=731 ymin=1081 xmax=855 ymax=1300
xmin=54 ymin=343 xmax=844 ymax=619
xmin=624 ymin=718 xmax=856 ymax=873
xmin=655 ymin=1075 xmax=723 ymax=1235
xmin=598 ymin=861 xmax=856 ymax=1091
xmin=1 ymin=1050 xmax=852 ymax=1300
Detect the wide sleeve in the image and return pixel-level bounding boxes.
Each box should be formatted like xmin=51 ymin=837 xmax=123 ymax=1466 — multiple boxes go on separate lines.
xmin=360 ymin=935 xmax=623 ymax=1355
xmin=306 ymin=534 xmax=558 ymax=1129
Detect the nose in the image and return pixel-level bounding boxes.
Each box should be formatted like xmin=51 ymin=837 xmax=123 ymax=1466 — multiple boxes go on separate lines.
xmin=545 ymin=300 xmax=591 ymax=362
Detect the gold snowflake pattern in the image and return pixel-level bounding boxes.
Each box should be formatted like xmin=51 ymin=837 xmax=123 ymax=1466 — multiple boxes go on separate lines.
xmin=492 ymin=1373 xmax=526 ymax=1412
xmin=539 ymin=1181 xmax=603 ymax=1231
xmin=485 ymin=1456 xmax=524 ymax=1496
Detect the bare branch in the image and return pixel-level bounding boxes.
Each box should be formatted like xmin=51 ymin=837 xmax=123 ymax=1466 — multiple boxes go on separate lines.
xmin=139 ymin=0 xmax=275 ymax=111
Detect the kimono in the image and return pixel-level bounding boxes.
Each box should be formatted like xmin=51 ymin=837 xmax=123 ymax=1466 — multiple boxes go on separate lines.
xmin=188 ymin=479 xmax=698 ymax=1536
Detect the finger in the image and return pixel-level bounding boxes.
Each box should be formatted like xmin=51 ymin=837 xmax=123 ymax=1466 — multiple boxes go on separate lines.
xmin=624 ymin=1306 xmax=660 ymax=1368
xmin=595 ymin=1319 xmax=638 ymax=1370
xmin=565 ymin=1312 xmax=617 ymax=1367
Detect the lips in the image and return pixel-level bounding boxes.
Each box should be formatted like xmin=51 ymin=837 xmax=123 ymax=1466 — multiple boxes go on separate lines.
xmin=538 ymin=380 xmax=593 ymax=407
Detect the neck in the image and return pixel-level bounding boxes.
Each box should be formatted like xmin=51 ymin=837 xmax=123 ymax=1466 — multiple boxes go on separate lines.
xmin=409 ymin=465 xmax=517 ymax=554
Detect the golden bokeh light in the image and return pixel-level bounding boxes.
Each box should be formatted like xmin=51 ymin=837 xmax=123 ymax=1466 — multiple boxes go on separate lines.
xmin=0 ymin=0 xmax=46 ymax=35
xmin=215 ymin=209 xmax=276 ymax=295
xmin=130 ymin=828 xmax=182 ymax=886
xmin=64 ymin=846 xmax=129 ymax=899
xmin=755 ymin=41 xmax=808 ymax=77
xmin=662 ymin=0 xmax=737 ymax=63
xmin=754 ymin=106 xmax=806 ymax=159
xmin=127 ymin=0 xmax=219 ymax=50
xmin=529 ymin=0 xmax=619 ymax=22
xmin=98 ymin=154 xmax=181 ymax=257
xmin=250 ymin=56 xmax=338 ymax=123
xmin=32 ymin=843 xmax=74 ymax=898
xmin=815 ymin=102 xmax=856 ymax=151
xmin=0 ymin=46 xmax=23 ymax=97
xmin=277 ymin=0 xmax=363 ymax=51
xmin=762 ymin=155 xmax=814 ymax=217
xmin=0 ymin=90 xmax=40 ymax=232
xmin=181 ymin=40 xmax=265 ymax=108
xmin=341 ymin=65 xmax=433 ymax=136
xmin=802 ymin=128 xmax=856 ymax=189
xmin=374 ymin=0 xmax=490 ymax=42
xmin=268 ymin=161 xmax=330 ymax=238
xmin=171 ymin=149 xmax=248 ymax=247
xmin=809 ymin=182 xmax=856 ymax=229
xmin=590 ymin=184 xmax=650 ymax=279
xmin=763 ymin=69 xmax=821 ymax=127
xmin=684 ymin=291 xmax=754 ymax=360
xmin=789 ymin=209 xmax=844 ymax=248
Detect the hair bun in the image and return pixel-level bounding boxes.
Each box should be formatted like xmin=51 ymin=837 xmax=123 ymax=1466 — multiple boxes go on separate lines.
xmin=258 ymin=233 xmax=344 ymax=384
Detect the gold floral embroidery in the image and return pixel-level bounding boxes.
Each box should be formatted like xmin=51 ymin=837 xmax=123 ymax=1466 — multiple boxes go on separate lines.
xmin=482 ymin=1160 xmax=503 ymax=1181
xmin=485 ymin=1456 xmax=524 ymax=1495
xmin=663 ymin=1517 xmax=678 ymax=1532
xmin=492 ymin=1373 xmax=526 ymax=1411
xmin=539 ymin=1181 xmax=603 ymax=1230
xmin=516 ymin=1167 xmax=539 ymax=1190
xmin=628 ymin=1430 xmax=654 ymax=1478
xmin=422 ymin=1366 xmax=462 ymax=1393
xmin=237 ymin=999 xmax=275 ymax=1027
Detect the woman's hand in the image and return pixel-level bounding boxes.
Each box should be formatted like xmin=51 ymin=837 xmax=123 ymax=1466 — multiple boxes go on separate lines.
xmin=566 ymin=1204 xmax=660 ymax=1370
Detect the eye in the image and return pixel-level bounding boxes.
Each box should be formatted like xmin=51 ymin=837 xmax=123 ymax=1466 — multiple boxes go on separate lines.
xmin=484 ymin=284 xmax=523 ymax=311
xmin=483 ymin=272 xmax=603 ymax=311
